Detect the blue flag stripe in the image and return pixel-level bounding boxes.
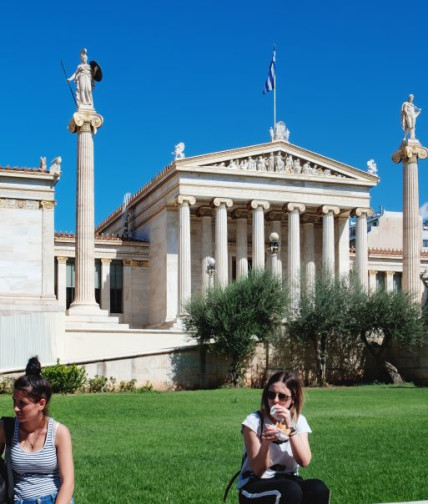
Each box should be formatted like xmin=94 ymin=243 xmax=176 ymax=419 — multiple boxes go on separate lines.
xmin=263 ymin=57 xmax=275 ymax=94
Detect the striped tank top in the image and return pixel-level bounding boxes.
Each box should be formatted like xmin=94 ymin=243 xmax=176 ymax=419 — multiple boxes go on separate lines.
xmin=10 ymin=417 xmax=61 ymax=499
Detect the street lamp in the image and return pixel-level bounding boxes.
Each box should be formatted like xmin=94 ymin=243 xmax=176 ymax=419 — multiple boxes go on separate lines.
xmin=206 ymin=256 xmax=216 ymax=290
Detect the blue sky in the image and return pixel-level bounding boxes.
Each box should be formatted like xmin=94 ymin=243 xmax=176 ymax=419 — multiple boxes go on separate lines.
xmin=1 ymin=0 xmax=428 ymax=232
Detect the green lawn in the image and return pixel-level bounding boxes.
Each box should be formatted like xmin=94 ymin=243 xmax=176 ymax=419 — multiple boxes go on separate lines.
xmin=1 ymin=385 xmax=427 ymax=504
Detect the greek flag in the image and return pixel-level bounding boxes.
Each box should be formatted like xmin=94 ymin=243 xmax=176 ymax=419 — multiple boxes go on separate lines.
xmin=263 ymin=50 xmax=276 ymax=94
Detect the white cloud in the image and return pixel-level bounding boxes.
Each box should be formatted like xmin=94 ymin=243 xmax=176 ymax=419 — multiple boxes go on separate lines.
xmin=420 ymin=202 xmax=428 ymax=220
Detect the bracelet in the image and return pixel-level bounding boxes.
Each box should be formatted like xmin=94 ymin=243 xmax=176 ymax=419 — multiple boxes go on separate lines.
xmin=288 ymin=428 xmax=297 ymax=438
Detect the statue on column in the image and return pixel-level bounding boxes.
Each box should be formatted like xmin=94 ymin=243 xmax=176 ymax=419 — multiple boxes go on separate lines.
xmin=401 ymin=94 xmax=421 ymax=141
xmin=67 ymin=48 xmax=102 ymax=109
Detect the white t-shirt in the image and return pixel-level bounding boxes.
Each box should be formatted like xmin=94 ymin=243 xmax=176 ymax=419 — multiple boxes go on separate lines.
xmin=237 ymin=411 xmax=312 ymax=489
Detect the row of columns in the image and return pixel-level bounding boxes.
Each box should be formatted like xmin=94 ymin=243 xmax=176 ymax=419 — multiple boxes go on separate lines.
xmin=176 ymin=195 xmax=373 ymax=313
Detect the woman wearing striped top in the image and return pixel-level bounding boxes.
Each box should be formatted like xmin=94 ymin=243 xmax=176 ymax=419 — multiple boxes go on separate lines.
xmin=0 ymin=357 xmax=74 ymax=504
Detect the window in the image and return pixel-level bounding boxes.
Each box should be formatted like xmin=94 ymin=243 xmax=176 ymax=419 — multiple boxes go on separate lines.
xmin=393 ymin=273 xmax=402 ymax=292
xmin=110 ymin=261 xmax=123 ymax=313
xmin=94 ymin=259 xmax=101 ymax=305
xmin=376 ymin=271 xmax=386 ymax=291
xmin=423 ymin=240 xmax=428 ymax=248
xmin=66 ymin=260 xmax=75 ymax=309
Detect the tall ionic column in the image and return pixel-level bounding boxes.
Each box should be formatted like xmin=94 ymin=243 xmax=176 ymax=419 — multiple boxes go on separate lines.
xmin=56 ymin=256 xmax=68 ymax=308
xmin=336 ymin=213 xmax=350 ymax=279
xmin=351 ymin=208 xmax=373 ymax=291
xmin=285 ymin=203 xmax=305 ymax=301
xmin=197 ymin=207 xmax=213 ymax=295
xmin=319 ymin=205 xmax=340 ymax=275
xmin=101 ymin=258 xmax=112 ymax=312
xmin=249 ymin=200 xmax=270 ymax=271
xmin=212 ymin=198 xmax=233 ymax=287
xmin=302 ymin=215 xmax=316 ymax=291
xmin=67 ymin=110 xmax=103 ymax=314
xmin=177 ymin=196 xmax=196 ymax=313
xmin=233 ymin=209 xmax=249 ymax=280
xmin=392 ymin=140 xmax=428 ymax=299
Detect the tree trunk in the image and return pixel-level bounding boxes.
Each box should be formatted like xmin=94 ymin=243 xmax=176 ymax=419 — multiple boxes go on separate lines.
xmin=384 ymin=361 xmax=404 ymax=384
xmin=199 ymin=344 xmax=207 ymax=389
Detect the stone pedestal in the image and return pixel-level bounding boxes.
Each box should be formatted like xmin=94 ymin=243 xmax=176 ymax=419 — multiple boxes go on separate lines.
xmin=392 ymin=140 xmax=428 ymax=299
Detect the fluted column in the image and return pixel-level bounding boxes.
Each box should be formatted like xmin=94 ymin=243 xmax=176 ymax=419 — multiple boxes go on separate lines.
xmin=336 ymin=213 xmax=350 ymax=279
xmin=41 ymin=200 xmax=56 ymax=298
xmin=67 ymin=110 xmax=103 ymax=314
xmin=386 ymin=271 xmax=394 ymax=292
xmin=392 ymin=140 xmax=428 ymax=299
xmin=285 ymin=203 xmax=305 ymax=301
xmin=197 ymin=207 xmax=213 ymax=295
xmin=101 ymin=258 xmax=112 ymax=311
xmin=233 ymin=209 xmax=249 ymax=280
xmin=302 ymin=215 xmax=316 ymax=291
xmin=212 ymin=198 xmax=233 ymax=287
xmin=177 ymin=195 xmax=196 ymax=313
xmin=368 ymin=270 xmax=377 ymax=293
xmin=319 ymin=205 xmax=340 ymax=275
xmin=249 ymin=200 xmax=270 ymax=271
xmin=352 ymin=208 xmax=373 ymax=291
xmin=56 ymin=256 xmax=67 ymax=308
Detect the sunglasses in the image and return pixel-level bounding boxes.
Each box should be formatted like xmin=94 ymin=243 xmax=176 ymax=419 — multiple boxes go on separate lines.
xmin=267 ymin=391 xmax=293 ymax=401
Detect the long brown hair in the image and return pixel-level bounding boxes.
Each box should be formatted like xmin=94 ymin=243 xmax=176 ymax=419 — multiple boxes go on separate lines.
xmin=260 ymin=370 xmax=304 ymax=422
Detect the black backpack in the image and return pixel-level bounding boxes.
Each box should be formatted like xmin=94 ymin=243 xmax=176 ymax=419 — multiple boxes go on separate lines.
xmin=0 ymin=417 xmax=15 ymax=504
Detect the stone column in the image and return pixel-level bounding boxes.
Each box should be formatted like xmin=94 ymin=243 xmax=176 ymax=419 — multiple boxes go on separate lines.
xmin=197 ymin=207 xmax=213 ymax=295
xmin=122 ymin=259 xmax=132 ymax=324
xmin=101 ymin=258 xmax=112 ymax=312
xmin=319 ymin=205 xmax=340 ymax=275
xmin=40 ymin=200 xmax=56 ymax=298
xmin=368 ymin=270 xmax=377 ymax=293
xmin=386 ymin=271 xmax=394 ymax=292
xmin=302 ymin=215 xmax=316 ymax=290
xmin=336 ymin=213 xmax=350 ymax=279
xmin=392 ymin=140 xmax=428 ymax=299
xmin=267 ymin=212 xmax=283 ymax=279
xmin=177 ymin=195 xmax=196 ymax=313
xmin=249 ymin=200 xmax=270 ymax=271
xmin=233 ymin=209 xmax=249 ymax=280
xmin=351 ymin=208 xmax=373 ymax=291
xmin=285 ymin=203 xmax=305 ymax=301
xmin=56 ymin=256 xmax=67 ymax=308
xmin=67 ymin=110 xmax=103 ymax=314
xmin=212 ymin=198 xmax=233 ymax=287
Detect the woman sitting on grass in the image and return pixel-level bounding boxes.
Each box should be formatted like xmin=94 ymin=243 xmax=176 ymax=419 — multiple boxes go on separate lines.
xmin=0 ymin=357 xmax=74 ymax=504
xmin=238 ymin=370 xmax=330 ymax=504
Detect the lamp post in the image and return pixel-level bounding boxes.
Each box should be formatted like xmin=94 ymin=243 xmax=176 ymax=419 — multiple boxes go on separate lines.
xmin=206 ymin=256 xmax=216 ymax=290
xmin=269 ymin=232 xmax=280 ymax=277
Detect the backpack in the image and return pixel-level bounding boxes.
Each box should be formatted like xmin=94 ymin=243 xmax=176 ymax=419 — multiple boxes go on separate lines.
xmin=223 ymin=411 xmax=264 ymax=501
xmin=0 ymin=417 xmax=15 ymax=504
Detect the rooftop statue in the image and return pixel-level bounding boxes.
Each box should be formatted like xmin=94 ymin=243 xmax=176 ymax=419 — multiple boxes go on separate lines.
xmin=67 ymin=48 xmax=102 ymax=109
xmin=367 ymin=159 xmax=378 ymax=176
xmin=401 ymin=94 xmax=421 ymax=141
xmin=269 ymin=121 xmax=290 ymax=142
xmin=174 ymin=142 xmax=185 ymax=160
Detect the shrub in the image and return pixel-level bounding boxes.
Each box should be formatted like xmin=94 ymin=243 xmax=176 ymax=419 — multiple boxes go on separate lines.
xmin=119 ymin=379 xmax=137 ymax=392
xmin=0 ymin=376 xmax=14 ymax=394
xmin=43 ymin=361 xmax=87 ymax=394
xmin=87 ymin=375 xmax=117 ymax=393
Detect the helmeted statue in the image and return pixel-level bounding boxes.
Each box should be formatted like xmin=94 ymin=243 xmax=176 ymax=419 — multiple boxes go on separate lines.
xmin=67 ymin=48 xmax=102 ymax=108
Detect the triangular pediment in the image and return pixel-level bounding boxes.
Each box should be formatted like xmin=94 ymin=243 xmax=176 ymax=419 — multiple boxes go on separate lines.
xmin=176 ymin=140 xmax=378 ymax=184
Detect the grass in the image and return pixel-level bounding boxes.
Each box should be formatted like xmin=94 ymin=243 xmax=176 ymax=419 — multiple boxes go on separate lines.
xmin=1 ymin=385 xmax=428 ymax=504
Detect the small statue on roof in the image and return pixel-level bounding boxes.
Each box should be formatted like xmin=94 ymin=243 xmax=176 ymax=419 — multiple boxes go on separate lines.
xmin=269 ymin=121 xmax=290 ymax=143
xmin=174 ymin=142 xmax=185 ymax=160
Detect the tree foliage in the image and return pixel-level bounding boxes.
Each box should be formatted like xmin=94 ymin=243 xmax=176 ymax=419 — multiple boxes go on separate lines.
xmin=183 ymin=270 xmax=289 ymax=386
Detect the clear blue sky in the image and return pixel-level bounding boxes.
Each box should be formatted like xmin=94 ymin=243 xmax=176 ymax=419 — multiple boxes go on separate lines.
xmin=1 ymin=0 xmax=428 ymax=232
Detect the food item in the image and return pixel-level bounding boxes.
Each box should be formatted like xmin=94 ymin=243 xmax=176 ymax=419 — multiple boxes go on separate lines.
xmin=275 ymin=422 xmax=292 ymax=437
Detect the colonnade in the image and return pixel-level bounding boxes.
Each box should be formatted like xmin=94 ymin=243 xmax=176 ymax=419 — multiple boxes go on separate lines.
xmin=176 ymin=195 xmax=373 ymax=314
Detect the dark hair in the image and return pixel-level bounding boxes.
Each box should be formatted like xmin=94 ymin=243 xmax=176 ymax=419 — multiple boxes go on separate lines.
xmin=260 ymin=370 xmax=304 ymax=422
xmin=13 ymin=357 xmax=52 ymax=415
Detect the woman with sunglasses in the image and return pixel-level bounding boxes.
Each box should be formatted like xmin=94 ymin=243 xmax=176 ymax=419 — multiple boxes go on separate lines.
xmin=0 ymin=357 xmax=74 ymax=504
xmin=237 ymin=371 xmax=330 ymax=504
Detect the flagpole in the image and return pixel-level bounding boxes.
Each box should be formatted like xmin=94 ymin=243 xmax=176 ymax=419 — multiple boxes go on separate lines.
xmin=273 ymin=44 xmax=276 ymax=128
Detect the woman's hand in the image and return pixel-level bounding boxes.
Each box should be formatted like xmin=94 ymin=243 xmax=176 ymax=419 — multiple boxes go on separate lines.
xmin=271 ymin=405 xmax=292 ymax=428
xmin=262 ymin=424 xmax=280 ymax=443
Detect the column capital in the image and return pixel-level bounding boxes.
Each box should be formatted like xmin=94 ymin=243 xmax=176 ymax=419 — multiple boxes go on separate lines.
xmin=40 ymin=200 xmax=56 ymax=210
xmin=56 ymin=256 xmax=68 ymax=264
xmin=101 ymin=258 xmax=112 ymax=265
xmin=68 ymin=110 xmax=104 ymax=135
xmin=392 ymin=140 xmax=428 ymax=164
xmin=176 ymin=195 xmax=196 ymax=206
xmin=232 ymin=208 xmax=249 ymax=219
xmin=211 ymin=197 xmax=233 ymax=208
xmin=351 ymin=207 xmax=374 ymax=218
xmin=248 ymin=200 xmax=270 ymax=211
xmin=318 ymin=205 xmax=340 ymax=216
xmin=196 ymin=206 xmax=213 ymax=218
xmin=284 ymin=202 xmax=306 ymax=214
